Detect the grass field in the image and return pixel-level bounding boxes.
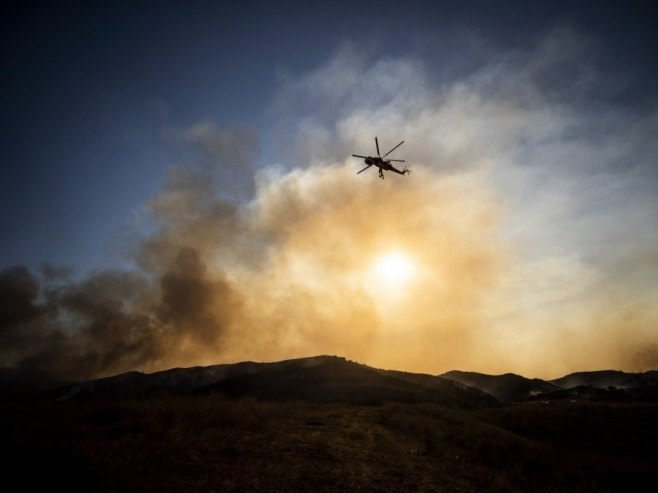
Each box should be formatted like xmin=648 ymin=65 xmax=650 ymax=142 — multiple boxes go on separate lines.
xmin=3 ymin=395 xmax=657 ymax=492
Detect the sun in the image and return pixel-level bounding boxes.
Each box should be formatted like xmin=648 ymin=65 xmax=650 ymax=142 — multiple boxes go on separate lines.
xmin=370 ymin=251 xmax=415 ymax=286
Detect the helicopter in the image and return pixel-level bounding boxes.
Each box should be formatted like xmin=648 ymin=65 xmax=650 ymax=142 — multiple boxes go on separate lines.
xmin=352 ymin=137 xmax=410 ymax=179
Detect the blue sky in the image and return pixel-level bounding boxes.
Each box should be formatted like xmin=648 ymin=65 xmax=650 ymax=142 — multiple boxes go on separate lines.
xmin=3 ymin=1 xmax=656 ymax=272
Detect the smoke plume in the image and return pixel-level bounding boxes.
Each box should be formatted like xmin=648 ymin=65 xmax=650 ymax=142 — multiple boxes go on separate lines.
xmin=2 ymin=28 xmax=657 ymax=379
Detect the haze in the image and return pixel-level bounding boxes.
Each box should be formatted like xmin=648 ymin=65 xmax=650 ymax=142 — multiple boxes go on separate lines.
xmin=1 ymin=2 xmax=657 ymax=380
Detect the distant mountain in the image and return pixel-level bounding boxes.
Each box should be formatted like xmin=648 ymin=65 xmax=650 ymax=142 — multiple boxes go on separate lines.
xmin=550 ymin=370 xmax=658 ymax=389
xmin=44 ymin=356 xmax=498 ymax=409
xmin=525 ymin=384 xmax=658 ymax=403
xmin=441 ymin=369 xmax=658 ymax=403
xmin=440 ymin=370 xmax=560 ymax=403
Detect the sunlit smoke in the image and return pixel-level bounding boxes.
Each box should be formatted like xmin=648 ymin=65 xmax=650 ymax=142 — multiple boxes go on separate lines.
xmin=1 ymin=27 xmax=657 ymax=380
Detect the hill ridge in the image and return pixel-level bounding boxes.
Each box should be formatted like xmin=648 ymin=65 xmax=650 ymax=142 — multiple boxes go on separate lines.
xmin=3 ymin=356 xmax=657 ymax=404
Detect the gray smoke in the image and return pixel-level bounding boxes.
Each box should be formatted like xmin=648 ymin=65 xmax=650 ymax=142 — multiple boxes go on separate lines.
xmin=0 ymin=245 xmax=238 ymax=380
xmin=2 ymin=27 xmax=657 ymax=380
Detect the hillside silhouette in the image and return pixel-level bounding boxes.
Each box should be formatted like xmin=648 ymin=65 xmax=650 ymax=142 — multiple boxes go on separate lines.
xmin=442 ymin=368 xmax=658 ymax=403
xmin=44 ymin=356 xmax=497 ymax=409
xmin=8 ymin=355 xmax=656 ymax=406
xmin=202 ymin=356 xmax=498 ymax=408
xmin=3 ymin=356 xmax=658 ymax=492
xmin=441 ymin=370 xmax=560 ymax=403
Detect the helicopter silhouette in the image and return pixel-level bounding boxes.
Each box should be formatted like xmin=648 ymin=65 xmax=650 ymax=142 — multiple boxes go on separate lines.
xmin=352 ymin=137 xmax=410 ymax=179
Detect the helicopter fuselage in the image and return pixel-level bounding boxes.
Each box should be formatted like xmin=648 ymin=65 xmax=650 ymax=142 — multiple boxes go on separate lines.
xmin=353 ymin=138 xmax=409 ymax=179
xmin=365 ymin=157 xmax=395 ymax=170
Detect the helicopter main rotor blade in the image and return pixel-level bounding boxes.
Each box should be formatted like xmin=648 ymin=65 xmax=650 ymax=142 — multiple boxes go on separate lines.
xmin=388 ymin=159 xmax=405 ymax=162
xmin=357 ymin=165 xmax=372 ymax=174
xmin=375 ymin=137 xmax=380 ymax=157
xmin=383 ymin=140 xmax=404 ymax=157
xmin=352 ymin=154 xmax=368 ymax=158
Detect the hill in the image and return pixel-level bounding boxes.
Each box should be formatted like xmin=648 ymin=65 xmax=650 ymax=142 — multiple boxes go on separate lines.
xmin=440 ymin=370 xmax=560 ymax=403
xmin=550 ymin=369 xmax=658 ymax=389
xmin=48 ymin=356 xmax=498 ymax=409
xmin=3 ymin=357 xmax=658 ymax=491
xmin=204 ymin=356 xmax=499 ymax=408
xmin=8 ymin=357 xmax=656 ymax=406
xmin=440 ymin=369 xmax=658 ymax=403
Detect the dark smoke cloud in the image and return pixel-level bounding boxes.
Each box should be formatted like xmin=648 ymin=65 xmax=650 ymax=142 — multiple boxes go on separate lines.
xmin=0 ymin=139 xmax=253 ymax=381
xmin=157 ymin=248 xmax=236 ymax=347
xmin=0 ymin=266 xmax=55 ymax=359
xmin=0 ymin=246 xmax=239 ymax=380
xmin=2 ymin=29 xmax=657 ymax=381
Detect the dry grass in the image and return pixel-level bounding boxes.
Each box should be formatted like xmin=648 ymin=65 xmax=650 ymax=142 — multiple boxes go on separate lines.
xmin=2 ymin=396 xmax=657 ymax=492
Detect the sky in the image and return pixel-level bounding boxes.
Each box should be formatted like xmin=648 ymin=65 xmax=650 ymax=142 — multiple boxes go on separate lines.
xmin=1 ymin=1 xmax=657 ymax=379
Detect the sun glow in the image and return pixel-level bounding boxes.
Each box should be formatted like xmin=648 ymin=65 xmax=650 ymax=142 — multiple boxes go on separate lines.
xmin=370 ymin=251 xmax=416 ymax=286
